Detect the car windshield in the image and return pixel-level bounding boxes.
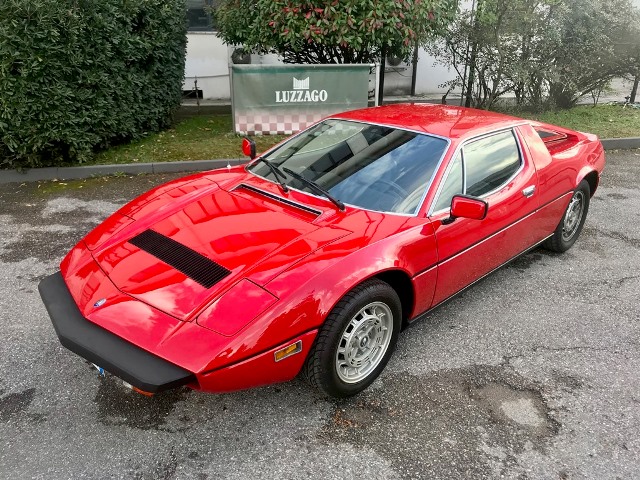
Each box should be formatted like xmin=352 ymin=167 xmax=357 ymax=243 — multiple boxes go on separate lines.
xmin=247 ymin=119 xmax=448 ymax=214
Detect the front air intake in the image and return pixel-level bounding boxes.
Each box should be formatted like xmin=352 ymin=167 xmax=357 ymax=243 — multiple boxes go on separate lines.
xmin=128 ymin=229 xmax=231 ymax=289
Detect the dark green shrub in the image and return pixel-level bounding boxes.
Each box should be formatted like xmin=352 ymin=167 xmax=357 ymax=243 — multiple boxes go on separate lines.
xmin=0 ymin=0 xmax=186 ymax=169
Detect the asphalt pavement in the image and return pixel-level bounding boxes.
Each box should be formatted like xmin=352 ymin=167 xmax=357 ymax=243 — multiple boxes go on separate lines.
xmin=1 ymin=151 xmax=639 ymax=479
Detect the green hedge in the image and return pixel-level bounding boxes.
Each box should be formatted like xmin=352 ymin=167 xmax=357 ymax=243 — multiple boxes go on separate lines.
xmin=0 ymin=0 xmax=187 ymax=169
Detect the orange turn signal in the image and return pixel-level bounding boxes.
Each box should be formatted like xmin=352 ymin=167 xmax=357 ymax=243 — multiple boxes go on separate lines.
xmin=122 ymin=381 xmax=154 ymax=397
xmin=274 ymin=340 xmax=303 ymax=362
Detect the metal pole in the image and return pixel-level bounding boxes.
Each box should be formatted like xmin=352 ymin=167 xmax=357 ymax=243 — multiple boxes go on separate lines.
xmin=410 ymin=41 xmax=419 ymax=97
xmin=195 ymin=77 xmax=200 ymax=111
xmin=229 ymin=65 xmax=236 ymax=133
xmin=631 ymin=74 xmax=639 ymax=104
xmin=374 ymin=63 xmax=381 ymax=107
xmin=378 ymin=46 xmax=387 ymax=106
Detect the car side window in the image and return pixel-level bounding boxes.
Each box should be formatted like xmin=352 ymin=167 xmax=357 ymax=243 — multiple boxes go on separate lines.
xmin=463 ymin=130 xmax=521 ymax=197
xmin=432 ymin=152 xmax=463 ymax=212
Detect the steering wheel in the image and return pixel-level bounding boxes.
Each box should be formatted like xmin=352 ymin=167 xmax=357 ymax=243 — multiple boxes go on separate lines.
xmin=371 ymin=179 xmax=409 ymax=203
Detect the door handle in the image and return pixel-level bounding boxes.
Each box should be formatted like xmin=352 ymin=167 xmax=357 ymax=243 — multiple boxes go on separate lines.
xmin=522 ymin=185 xmax=536 ymax=198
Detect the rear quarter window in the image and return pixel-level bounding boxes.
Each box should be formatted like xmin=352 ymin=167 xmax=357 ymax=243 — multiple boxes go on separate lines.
xmin=536 ymin=128 xmax=567 ymax=143
xmin=534 ymin=125 xmax=579 ymax=154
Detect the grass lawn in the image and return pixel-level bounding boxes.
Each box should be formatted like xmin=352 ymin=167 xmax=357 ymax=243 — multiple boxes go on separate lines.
xmin=509 ymin=105 xmax=640 ymax=139
xmin=92 ymin=115 xmax=287 ymax=166
xmin=91 ymin=104 xmax=638 ymax=167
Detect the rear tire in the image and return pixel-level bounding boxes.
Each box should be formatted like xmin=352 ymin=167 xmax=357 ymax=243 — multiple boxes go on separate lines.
xmin=543 ymin=180 xmax=590 ymax=253
xmin=301 ymin=279 xmax=401 ymax=398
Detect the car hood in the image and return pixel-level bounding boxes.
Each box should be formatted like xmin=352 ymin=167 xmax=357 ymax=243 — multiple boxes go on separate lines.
xmin=89 ymin=180 xmax=351 ymax=321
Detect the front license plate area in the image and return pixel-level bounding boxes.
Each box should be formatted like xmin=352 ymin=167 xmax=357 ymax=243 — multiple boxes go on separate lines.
xmin=91 ymin=363 xmax=106 ymax=377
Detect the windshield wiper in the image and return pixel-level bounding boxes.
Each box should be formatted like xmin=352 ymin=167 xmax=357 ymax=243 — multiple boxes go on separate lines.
xmin=254 ymin=157 xmax=289 ymax=193
xmin=282 ymin=167 xmax=345 ymax=211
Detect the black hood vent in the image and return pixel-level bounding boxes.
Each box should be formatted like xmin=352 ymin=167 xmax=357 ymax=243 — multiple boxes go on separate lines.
xmin=128 ymin=229 xmax=231 ymax=289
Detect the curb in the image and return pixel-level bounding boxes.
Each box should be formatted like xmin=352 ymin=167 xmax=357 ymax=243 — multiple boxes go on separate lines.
xmin=1 ymin=159 xmax=245 ymax=185
xmin=2 ymin=138 xmax=639 ymax=185
xmin=600 ymin=137 xmax=640 ymax=151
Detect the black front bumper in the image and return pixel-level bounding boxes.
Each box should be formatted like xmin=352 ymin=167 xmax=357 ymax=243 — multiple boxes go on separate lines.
xmin=38 ymin=272 xmax=195 ymax=393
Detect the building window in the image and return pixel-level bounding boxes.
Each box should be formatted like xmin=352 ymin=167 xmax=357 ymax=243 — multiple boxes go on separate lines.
xmin=187 ymin=0 xmax=216 ymax=31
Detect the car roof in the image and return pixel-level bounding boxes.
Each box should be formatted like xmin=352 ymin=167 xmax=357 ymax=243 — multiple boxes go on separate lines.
xmin=331 ymin=103 xmax=525 ymax=141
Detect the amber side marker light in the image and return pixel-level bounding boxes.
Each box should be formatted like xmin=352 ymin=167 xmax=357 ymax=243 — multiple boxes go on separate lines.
xmin=274 ymin=340 xmax=303 ymax=362
xmin=122 ymin=381 xmax=155 ymax=397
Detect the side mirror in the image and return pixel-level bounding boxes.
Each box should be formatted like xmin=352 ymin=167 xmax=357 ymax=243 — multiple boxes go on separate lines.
xmin=242 ymin=137 xmax=256 ymax=159
xmin=442 ymin=195 xmax=488 ymax=225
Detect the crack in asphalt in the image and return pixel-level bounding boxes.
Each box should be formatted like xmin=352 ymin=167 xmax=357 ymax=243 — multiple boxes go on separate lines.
xmin=531 ymin=344 xmax=629 ymax=356
xmin=617 ymin=275 xmax=640 ymax=285
xmin=591 ymin=229 xmax=640 ymax=249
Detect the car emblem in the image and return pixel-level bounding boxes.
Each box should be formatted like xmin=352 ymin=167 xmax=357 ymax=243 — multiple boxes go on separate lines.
xmin=94 ymin=298 xmax=107 ymax=308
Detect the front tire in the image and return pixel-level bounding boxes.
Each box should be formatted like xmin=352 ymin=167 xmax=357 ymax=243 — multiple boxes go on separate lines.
xmin=302 ymin=279 xmax=401 ymax=398
xmin=543 ymin=180 xmax=590 ymax=253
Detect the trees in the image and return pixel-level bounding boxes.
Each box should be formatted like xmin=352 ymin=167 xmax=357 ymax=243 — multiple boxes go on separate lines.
xmin=428 ymin=0 xmax=639 ymax=109
xmin=617 ymin=6 xmax=640 ymax=103
xmin=214 ymin=0 xmax=457 ymax=64
xmin=544 ymin=0 xmax=637 ymax=108
xmin=427 ymin=0 xmax=562 ymax=109
xmin=0 ymin=0 xmax=187 ymax=169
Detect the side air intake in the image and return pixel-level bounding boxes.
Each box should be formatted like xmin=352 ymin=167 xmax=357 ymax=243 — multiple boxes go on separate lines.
xmin=128 ymin=229 xmax=231 ymax=289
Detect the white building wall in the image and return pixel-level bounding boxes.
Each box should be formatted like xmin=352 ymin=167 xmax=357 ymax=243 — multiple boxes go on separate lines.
xmin=413 ymin=49 xmax=460 ymax=97
xmin=413 ymin=0 xmax=472 ymax=97
xmin=184 ymin=32 xmax=230 ymax=100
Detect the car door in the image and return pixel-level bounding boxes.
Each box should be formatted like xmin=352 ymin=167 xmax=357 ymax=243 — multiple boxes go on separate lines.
xmin=428 ymin=128 xmax=542 ymax=307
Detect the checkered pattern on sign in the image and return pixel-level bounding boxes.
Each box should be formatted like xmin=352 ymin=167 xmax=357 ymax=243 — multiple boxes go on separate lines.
xmin=235 ymin=110 xmax=337 ymax=135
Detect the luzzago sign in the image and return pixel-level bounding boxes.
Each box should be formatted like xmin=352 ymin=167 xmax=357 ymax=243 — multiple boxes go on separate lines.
xmin=231 ymin=64 xmax=371 ymax=135
xmin=275 ymin=76 xmax=328 ymax=103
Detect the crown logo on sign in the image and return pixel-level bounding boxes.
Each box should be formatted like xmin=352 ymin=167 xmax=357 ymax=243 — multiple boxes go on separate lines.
xmin=292 ymin=77 xmax=310 ymax=90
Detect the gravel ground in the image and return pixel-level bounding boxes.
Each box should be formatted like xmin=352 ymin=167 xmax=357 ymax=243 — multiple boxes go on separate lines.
xmin=0 ymin=150 xmax=639 ymax=479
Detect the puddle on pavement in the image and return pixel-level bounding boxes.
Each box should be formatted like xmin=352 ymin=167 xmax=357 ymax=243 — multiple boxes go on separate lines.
xmin=0 ymin=385 xmax=46 ymax=424
xmin=501 ymin=398 xmax=544 ymax=426
xmin=0 ymin=386 xmax=35 ymax=421
xmin=471 ymin=383 xmax=554 ymax=435
xmin=0 ymin=174 xmax=183 ymax=263
xmin=0 ymin=229 xmax=80 ymax=263
xmin=507 ymin=251 xmax=550 ymax=272
xmin=94 ymin=375 xmax=191 ymax=431
xmin=321 ymin=364 xmax=563 ymax=479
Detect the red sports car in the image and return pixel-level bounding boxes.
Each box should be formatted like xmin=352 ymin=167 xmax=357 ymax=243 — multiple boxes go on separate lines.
xmin=39 ymin=104 xmax=605 ymax=398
